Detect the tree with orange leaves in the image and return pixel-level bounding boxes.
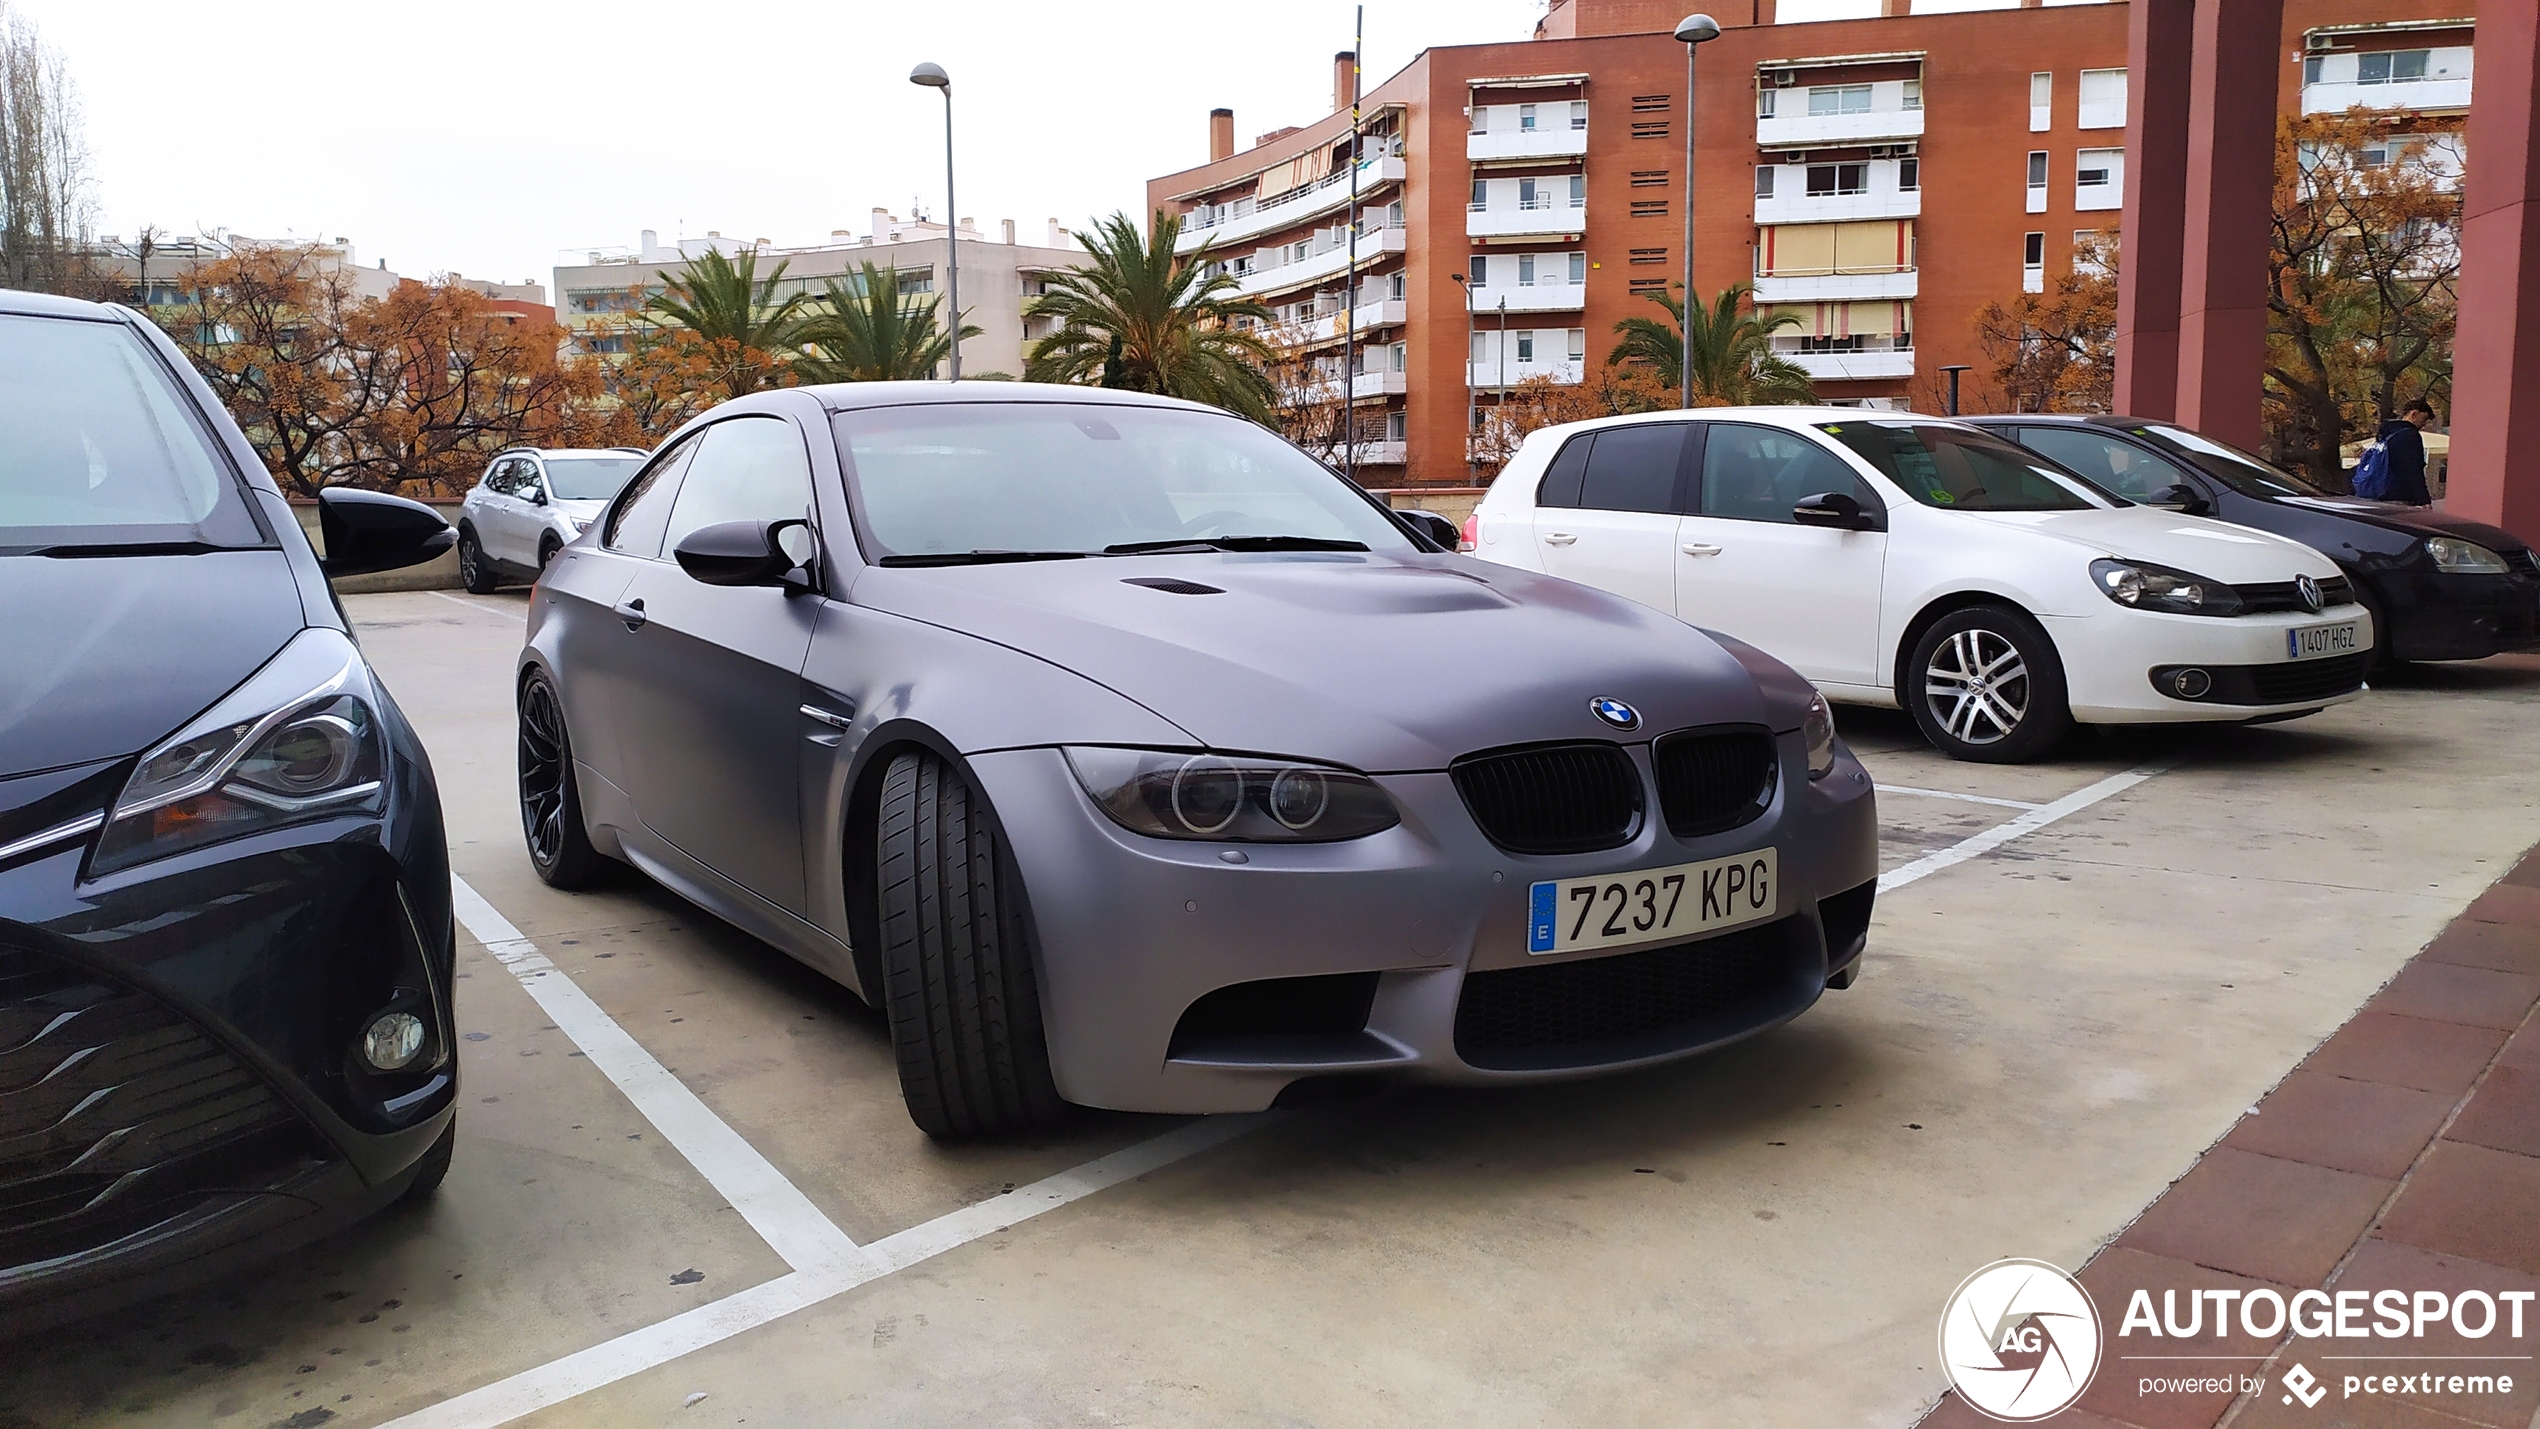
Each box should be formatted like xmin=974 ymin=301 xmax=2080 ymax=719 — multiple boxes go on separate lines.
xmin=163 ymin=245 xmax=372 ymax=496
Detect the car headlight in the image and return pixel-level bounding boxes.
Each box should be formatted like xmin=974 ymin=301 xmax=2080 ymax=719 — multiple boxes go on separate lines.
xmin=2426 ymin=536 xmax=2508 ymax=574
xmin=1064 ymin=747 xmax=1400 ymax=843
xmin=2089 ymin=558 xmax=2244 ymax=617
xmin=91 ymin=628 xmax=388 ymax=875
xmin=1803 ymin=692 xmax=1837 ymax=780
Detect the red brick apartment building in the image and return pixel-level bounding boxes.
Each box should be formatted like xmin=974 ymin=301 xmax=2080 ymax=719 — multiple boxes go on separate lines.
xmin=1144 ymin=0 xmax=2479 ymax=488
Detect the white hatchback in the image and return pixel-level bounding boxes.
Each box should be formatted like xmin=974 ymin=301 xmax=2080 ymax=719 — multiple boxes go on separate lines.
xmin=1467 ymin=408 xmax=2373 ymax=761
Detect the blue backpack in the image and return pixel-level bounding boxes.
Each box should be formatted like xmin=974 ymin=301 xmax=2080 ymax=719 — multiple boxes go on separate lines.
xmin=2349 ymin=440 xmax=2395 ymax=500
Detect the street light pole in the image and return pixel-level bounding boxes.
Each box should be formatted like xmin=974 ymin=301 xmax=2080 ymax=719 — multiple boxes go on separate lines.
xmin=1342 ymin=11 xmax=1362 ymax=487
xmin=1452 ymin=272 xmax=1476 ymax=473
xmin=910 ymin=62 xmax=960 ymax=380
xmin=1940 ymin=364 xmax=1972 ymax=416
xmin=1675 ymin=14 xmax=1720 ymax=410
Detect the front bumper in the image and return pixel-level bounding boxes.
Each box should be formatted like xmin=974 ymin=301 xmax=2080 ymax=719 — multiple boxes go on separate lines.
xmin=0 ymin=702 xmax=455 ymax=1330
xmin=2043 ymin=603 xmax=2376 ymax=723
xmin=2367 ymin=569 xmax=2540 ymax=662
xmin=971 ymin=733 xmax=1880 ymax=1115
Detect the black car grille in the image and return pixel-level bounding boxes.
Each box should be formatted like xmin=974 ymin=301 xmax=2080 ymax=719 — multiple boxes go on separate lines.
xmin=1651 ymin=729 xmax=1776 ymax=839
xmin=1450 ymin=743 xmax=1642 ymax=856
xmin=2233 ymin=576 xmax=2354 ymax=614
xmin=2246 ymin=652 xmax=2372 ymax=704
xmin=1453 ymin=919 xmax=1808 ymax=1071
xmin=1 ymin=943 xmax=312 ymax=1272
xmin=2505 ymin=547 xmax=2539 ymax=578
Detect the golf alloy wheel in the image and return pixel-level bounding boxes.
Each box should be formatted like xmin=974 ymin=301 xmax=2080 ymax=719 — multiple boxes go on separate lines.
xmin=1925 ymin=628 xmax=2029 ymax=747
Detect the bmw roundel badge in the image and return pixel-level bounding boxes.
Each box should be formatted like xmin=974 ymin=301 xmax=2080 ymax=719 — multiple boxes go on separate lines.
xmin=1588 ymin=697 xmax=1641 ymax=731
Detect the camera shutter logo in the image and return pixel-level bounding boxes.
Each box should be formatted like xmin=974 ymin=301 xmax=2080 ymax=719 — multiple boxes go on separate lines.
xmin=1938 ymin=1259 xmax=2104 ymax=1421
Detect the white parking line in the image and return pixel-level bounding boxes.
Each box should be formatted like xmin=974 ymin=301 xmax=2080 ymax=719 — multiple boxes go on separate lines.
xmin=1877 ymin=757 xmax=2183 ymax=895
xmin=1876 ymin=784 xmax=2046 ymax=812
xmin=428 ymin=590 xmax=520 ymax=621
xmin=420 ymin=876 xmax=1266 ymax=1429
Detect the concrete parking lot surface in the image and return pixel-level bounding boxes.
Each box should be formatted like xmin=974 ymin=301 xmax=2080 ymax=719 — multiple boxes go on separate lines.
xmin=6 ymin=589 xmax=2537 ymax=1429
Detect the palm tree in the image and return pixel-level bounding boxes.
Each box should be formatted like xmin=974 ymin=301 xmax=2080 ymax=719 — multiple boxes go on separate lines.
xmin=1024 ymin=210 xmax=1278 ymax=422
xmin=794 ymin=263 xmax=982 ymax=383
xmin=644 ymin=248 xmax=813 ymax=398
xmin=1607 ymin=280 xmax=1816 ymax=406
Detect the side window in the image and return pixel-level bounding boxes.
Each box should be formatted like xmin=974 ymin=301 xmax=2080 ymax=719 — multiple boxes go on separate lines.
xmin=1576 ymin=423 xmax=1687 ymax=514
xmin=659 ymin=416 xmax=816 ymax=558
xmin=518 ymin=461 xmax=547 ymax=500
xmin=1535 ymin=433 xmax=1594 ymax=508
xmin=1699 ymin=423 xmax=1875 ymax=524
xmin=603 ymin=436 xmax=699 ymax=557
xmin=2015 ymin=426 xmax=2186 ymax=502
xmin=481 ymin=459 xmax=517 ymax=495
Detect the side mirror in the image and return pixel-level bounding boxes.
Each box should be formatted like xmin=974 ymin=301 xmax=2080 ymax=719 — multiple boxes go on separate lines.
xmin=1399 ymin=509 xmax=1461 ymax=550
xmin=1791 ymin=491 xmax=1882 ymax=531
xmin=317 ymin=487 xmax=454 ymax=577
xmin=2152 ymin=483 xmax=2212 ymax=516
xmin=527 ymin=484 xmax=549 ymax=506
xmin=674 ymin=519 xmax=815 ymax=592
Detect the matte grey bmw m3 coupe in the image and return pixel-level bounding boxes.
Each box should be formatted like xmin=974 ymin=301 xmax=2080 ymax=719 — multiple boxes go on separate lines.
xmin=518 ymin=382 xmax=1880 ymax=1136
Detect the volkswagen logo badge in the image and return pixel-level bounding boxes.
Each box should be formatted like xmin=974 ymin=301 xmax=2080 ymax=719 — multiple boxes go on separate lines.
xmin=1588 ymin=697 xmax=1641 ymax=731
xmin=2295 ymin=573 xmax=2324 ymax=613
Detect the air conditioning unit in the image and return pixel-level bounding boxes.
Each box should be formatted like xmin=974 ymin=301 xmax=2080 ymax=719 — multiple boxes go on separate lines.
xmin=1869 ymin=145 xmax=1891 ymax=158
xmin=1772 ymin=70 xmax=1797 ymax=87
xmin=2305 ymin=32 xmax=2334 ymax=50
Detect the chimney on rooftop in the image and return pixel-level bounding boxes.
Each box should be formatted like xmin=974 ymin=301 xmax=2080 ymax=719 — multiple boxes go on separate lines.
xmin=1209 ymin=107 xmax=1235 ymax=162
xmin=1048 ymin=218 xmax=1070 ymax=248
xmin=1001 ymin=218 xmax=1016 ymax=244
xmin=872 ymin=207 xmax=892 ymax=242
xmin=1333 ymin=51 xmax=1356 ymax=115
xmin=640 ymin=229 xmax=657 ymax=255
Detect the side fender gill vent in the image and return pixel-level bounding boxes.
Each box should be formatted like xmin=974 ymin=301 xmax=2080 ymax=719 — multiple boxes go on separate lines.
xmin=1122 ymin=577 xmax=1225 ymax=596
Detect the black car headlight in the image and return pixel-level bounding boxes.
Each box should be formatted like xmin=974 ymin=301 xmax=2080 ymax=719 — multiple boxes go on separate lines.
xmin=91 ymin=628 xmax=388 ymax=875
xmin=2425 ymin=536 xmax=2508 ymax=574
xmin=1803 ymin=692 xmax=1837 ymax=780
xmin=1064 ymin=747 xmax=1400 ymax=843
xmin=2089 ymin=558 xmax=2244 ymax=617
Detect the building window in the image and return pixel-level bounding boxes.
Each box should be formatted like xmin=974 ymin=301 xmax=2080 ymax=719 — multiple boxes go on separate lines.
xmin=1902 ymin=79 xmax=1923 ymax=110
xmin=1755 ymin=166 xmax=1776 ymax=199
xmin=1469 ymin=254 xmax=1490 ymax=285
xmin=1632 ymin=168 xmax=1670 ymax=188
xmin=1569 ymin=252 xmax=1587 ymax=283
xmin=1518 ymin=177 xmax=1542 ymax=209
xmin=1569 ymin=174 xmax=1586 ymax=207
xmin=2028 ymin=151 xmax=2049 ymax=186
xmin=2079 ymin=67 xmax=2127 ymax=128
xmin=1387 ymin=271 xmax=1406 ymax=300
xmin=2075 ymin=147 xmax=2123 ymax=210
xmin=1386 ymin=410 xmax=1406 ymax=442
xmin=1756 ymin=88 xmax=1777 ymax=119
xmin=1520 ymin=103 xmax=1539 ymax=132
xmin=1632 ymin=199 xmax=1669 ymax=218
xmin=1518 ymin=254 xmax=1537 ymax=286
xmin=2024 ymin=232 xmax=2046 ymax=266
xmin=1628 ymin=247 xmax=1667 ymax=265
xmin=1470 ymin=105 xmax=1489 ymax=135
xmin=1386 ymin=199 xmax=1405 ymax=228
xmin=2357 ymin=49 xmax=2431 ymax=85
xmin=1807 ymin=84 xmax=1873 ymax=117
xmin=1570 ymin=101 xmax=1588 ymax=130
xmin=1391 ymin=341 xmax=1407 ymax=372
xmin=2074 ymin=232 xmax=2110 ymax=276
xmin=1470 ymin=178 xmax=1488 ymax=210
xmin=1898 ymin=157 xmax=1919 ymax=191
xmin=1516 ymin=332 xmax=1535 ymax=361
xmin=1567 ymin=328 xmax=1586 ymax=361
xmin=2030 ymin=71 xmax=2052 ymax=132
xmin=1471 ymin=332 xmax=1488 ymax=363
xmin=2303 ymin=54 xmax=2324 ymax=85
xmin=1807 ymin=163 xmax=1868 ymax=196
xmin=2077 ymin=158 xmax=2111 ymax=188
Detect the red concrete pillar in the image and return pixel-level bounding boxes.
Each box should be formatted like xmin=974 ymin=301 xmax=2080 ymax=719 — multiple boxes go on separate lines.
xmin=2172 ymin=0 xmax=2281 ymax=449
xmin=2447 ymin=2 xmax=2540 ymax=540
xmin=2114 ymin=0 xmax=2194 ymax=419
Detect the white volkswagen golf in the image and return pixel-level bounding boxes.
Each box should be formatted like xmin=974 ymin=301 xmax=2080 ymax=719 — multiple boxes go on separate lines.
xmin=1466 ymin=408 xmax=2373 ymax=762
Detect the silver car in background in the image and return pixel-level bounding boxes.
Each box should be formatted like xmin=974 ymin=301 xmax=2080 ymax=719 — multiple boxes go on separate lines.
xmin=515 ymin=384 xmax=1880 ymax=1137
xmin=455 ymin=446 xmax=646 ymax=591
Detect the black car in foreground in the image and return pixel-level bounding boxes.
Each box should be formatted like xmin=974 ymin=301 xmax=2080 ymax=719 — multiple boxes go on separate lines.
xmin=1 ymin=291 xmax=456 ymax=1330
xmin=1967 ymin=415 xmax=2540 ymax=665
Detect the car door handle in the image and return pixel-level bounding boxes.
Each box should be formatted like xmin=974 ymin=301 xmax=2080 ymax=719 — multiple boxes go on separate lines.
xmin=1680 ymin=542 xmax=1723 ymax=557
xmin=613 ymin=597 xmax=647 ymax=630
xmin=1543 ymin=532 xmax=1579 ymax=546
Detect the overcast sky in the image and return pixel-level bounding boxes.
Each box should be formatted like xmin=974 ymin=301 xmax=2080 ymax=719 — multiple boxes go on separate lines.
xmin=26 ymin=0 xmax=2036 ymax=295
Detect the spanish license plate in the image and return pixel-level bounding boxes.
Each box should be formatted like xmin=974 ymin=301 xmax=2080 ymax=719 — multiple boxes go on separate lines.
xmin=2286 ymin=620 xmax=2360 ymax=661
xmin=1527 ymin=848 xmax=1778 ymax=956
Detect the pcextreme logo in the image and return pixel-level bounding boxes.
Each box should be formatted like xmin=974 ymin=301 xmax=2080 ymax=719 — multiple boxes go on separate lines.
xmin=1939 ymin=1259 xmax=2104 ymax=1421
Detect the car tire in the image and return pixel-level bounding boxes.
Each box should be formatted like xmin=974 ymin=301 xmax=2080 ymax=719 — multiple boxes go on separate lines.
xmin=517 ymin=670 xmax=610 ymax=888
xmin=1906 ymin=605 xmax=2073 ymax=764
xmin=457 ymin=526 xmax=498 ymax=594
xmin=537 ymin=533 xmax=562 ymax=571
xmin=874 ymin=750 xmax=1067 ymax=1140
xmin=400 ymin=1116 xmax=455 ymax=1204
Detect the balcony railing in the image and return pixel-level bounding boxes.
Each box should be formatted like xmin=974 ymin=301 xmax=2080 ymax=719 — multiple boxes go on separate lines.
xmin=1467 ymin=126 xmax=1589 ymax=162
xmin=1751 ymin=268 xmax=1918 ymax=302
xmin=1467 ymin=202 xmax=1587 ymax=241
xmin=1176 ymin=145 xmax=1406 ymax=252
xmin=1466 ymin=358 xmax=1585 ymax=388
xmin=1463 ymin=281 xmax=1587 ymax=313
xmin=1756 ymin=106 xmax=1924 ymax=149
xmin=1228 ymin=222 xmax=1407 ymax=298
xmin=2301 ymin=75 xmax=2473 ymax=115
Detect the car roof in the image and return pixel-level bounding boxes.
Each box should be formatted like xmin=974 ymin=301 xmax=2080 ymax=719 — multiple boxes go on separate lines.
xmin=0 ymin=290 xmax=136 ymax=323
xmin=500 ymin=447 xmax=648 ymax=459
xmin=1960 ymin=413 xmax=2166 ymax=429
xmin=1526 ymin=404 xmax=1968 ymax=441
xmin=806 ymin=379 xmax=1226 ymax=418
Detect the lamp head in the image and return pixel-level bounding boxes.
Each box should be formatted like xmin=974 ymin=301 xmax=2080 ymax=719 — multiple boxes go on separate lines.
xmin=1674 ymin=13 xmax=1721 ymax=43
xmin=909 ymin=62 xmax=950 ymax=88
xmin=1450 ymin=272 xmax=1467 ymax=283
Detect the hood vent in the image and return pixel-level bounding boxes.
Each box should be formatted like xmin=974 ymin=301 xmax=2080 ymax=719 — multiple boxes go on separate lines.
xmin=1122 ymin=577 xmax=1225 ymax=596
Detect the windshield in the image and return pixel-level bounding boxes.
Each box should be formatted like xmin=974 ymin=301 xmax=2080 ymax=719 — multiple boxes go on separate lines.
xmin=543 ymin=456 xmax=644 ymax=501
xmin=0 ymin=314 xmax=264 ymax=552
xmin=832 ymin=402 xmax=1417 ymax=561
xmin=1818 ymin=421 xmax=2102 ymax=512
xmin=2129 ymin=423 xmax=2328 ymax=499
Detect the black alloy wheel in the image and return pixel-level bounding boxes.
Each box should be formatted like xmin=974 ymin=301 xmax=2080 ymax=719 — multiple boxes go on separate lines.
xmin=517 ymin=670 xmax=608 ymax=888
xmin=1906 ymin=605 xmax=2074 ymax=764
xmin=458 ymin=526 xmax=498 ymax=594
xmin=874 ymin=750 xmax=1067 ymax=1139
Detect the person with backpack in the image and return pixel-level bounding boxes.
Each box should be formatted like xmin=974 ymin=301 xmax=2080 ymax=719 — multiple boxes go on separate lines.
xmin=2357 ymin=399 xmax=2437 ymax=505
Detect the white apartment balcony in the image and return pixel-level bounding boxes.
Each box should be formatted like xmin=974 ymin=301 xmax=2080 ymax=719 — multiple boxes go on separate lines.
xmin=1467 ymin=198 xmax=1587 ymax=242
xmin=1468 ymin=358 xmax=1585 ymax=388
xmin=1300 ymin=371 xmax=1410 ymax=403
xmin=1756 ymin=82 xmax=1924 ymax=148
xmin=1176 ymin=151 xmax=1408 ymax=255
xmin=1234 ymin=224 xmax=1408 ymax=300
xmin=1342 ymin=440 xmax=1408 ymax=467
xmin=1754 ymin=180 xmax=1921 ymax=226
xmin=1463 ymin=280 xmax=1586 ymax=313
xmin=1467 ymin=126 xmax=1589 ymax=163
xmin=1781 ymin=347 xmax=1915 ymax=381
xmin=2301 ymin=45 xmax=2473 ymax=115
xmin=2302 ymin=74 xmax=2473 ymax=114
xmin=1277 ymin=299 xmax=1409 ymax=347
xmin=1751 ymin=269 xmax=1918 ymax=303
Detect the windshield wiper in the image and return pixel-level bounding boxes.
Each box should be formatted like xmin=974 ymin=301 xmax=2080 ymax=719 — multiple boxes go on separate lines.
xmin=877 ymin=549 xmax=1092 ymax=567
xmin=1103 ymin=536 xmax=1370 ymax=555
